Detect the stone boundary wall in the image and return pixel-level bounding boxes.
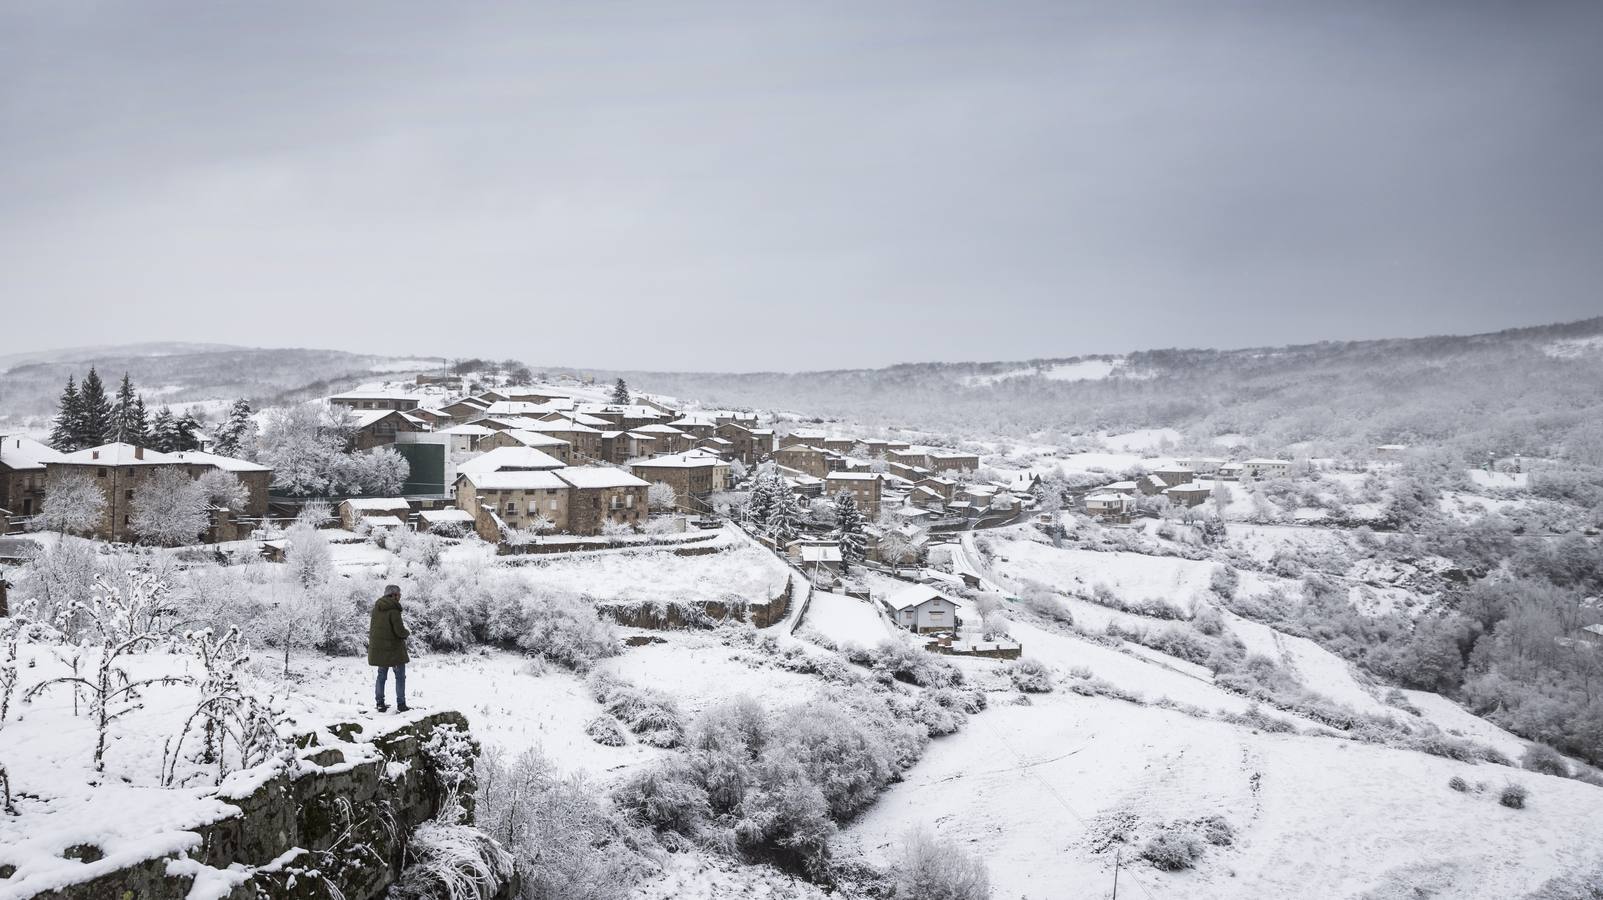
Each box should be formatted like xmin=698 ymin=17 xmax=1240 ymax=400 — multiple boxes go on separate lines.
xmin=22 ymin=711 xmax=481 ymax=900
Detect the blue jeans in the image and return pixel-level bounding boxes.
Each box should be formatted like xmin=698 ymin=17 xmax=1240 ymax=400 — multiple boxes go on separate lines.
xmin=375 ymin=664 xmax=406 ymax=708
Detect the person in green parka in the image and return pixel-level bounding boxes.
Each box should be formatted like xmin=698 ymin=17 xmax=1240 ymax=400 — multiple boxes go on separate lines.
xmin=369 ymin=584 xmax=410 ymax=712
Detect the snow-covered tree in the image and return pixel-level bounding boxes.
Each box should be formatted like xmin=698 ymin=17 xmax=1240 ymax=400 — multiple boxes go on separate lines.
xmin=197 ymin=468 xmax=250 ymax=514
xmin=766 ymin=477 xmax=800 ymax=545
xmin=745 ymin=471 xmax=775 ymax=529
xmin=130 ymin=468 xmax=211 ymax=546
xmin=33 ymin=469 xmax=106 ymax=536
xmin=256 ymin=403 xmax=408 ymax=497
xmin=647 ymin=481 xmax=678 ymax=512
xmin=149 ymin=406 xmax=178 ymax=453
xmin=110 ymin=373 xmax=149 ymax=445
xmin=834 ymin=491 xmax=866 ymax=570
xmin=610 ymin=378 xmax=630 ymax=405
xmin=878 ymin=528 xmax=919 ymax=567
xmin=285 ymin=522 xmax=333 ymax=588
xmin=601 ymin=518 xmax=635 ymax=537
xmin=78 ymin=367 xmax=112 ymax=448
xmin=212 ymin=399 xmax=257 ymax=458
xmin=49 ymin=375 xmax=84 ymax=451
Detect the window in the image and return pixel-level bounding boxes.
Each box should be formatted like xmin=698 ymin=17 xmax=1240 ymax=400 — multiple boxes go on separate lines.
xmin=549 ymin=500 xmax=558 ymax=511
xmin=97 ymin=468 xmax=107 ymax=478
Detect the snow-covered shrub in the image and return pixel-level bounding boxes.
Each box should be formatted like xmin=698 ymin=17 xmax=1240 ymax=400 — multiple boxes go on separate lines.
xmin=588 ymin=673 xmax=684 ymax=748
xmin=1140 ymin=826 xmax=1203 ymax=871
xmin=478 ymin=746 xmax=654 ymax=900
xmin=600 ymin=519 xmax=635 ymax=538
xmin=1500 ymin=783 xmax=1529 ymax=809
xmin=1209 ymin=566 xmax=1239 ymax=599
xmin=585 ymin=716 xmax=627 ymax=747
xmin=131 ymin=467 xmax=211 ymax=547
xmin=392 ymin=820 xmax=514 ymax=900
xmin=1196 ymin=815 xmax=1234 ymax=846
xmin=869 ymin=639 xmax=962 ymax=689
xmin=513 ymin=591 xmax=621 ymax=672
xmin=284 ymin=522 xmax=332 ymax=589
xmin=1521 ymin=743 xmax=1570 ymax=777
xmin=1192 ymin=606 xmax=1224 ymax=636
xmin=1066 ymin=677 xmax=1142 ymax=705
xmin=1218 ymin=704 xmax=1297 ymax=734
xmin=1018 ymin=581 xmax=1073 ymax=625
xmin=1448 ymin=775 xmax=1469 ymax=792
xmin=891 ymin=827 xmax=992 ymax=900
xmin=613 ymin=755 xmax=712 ymax=835
xmin=974 ymin=593 xmax=1010 ymax=640
xmin=1006 ymin=658 xmax=1054 ymax=693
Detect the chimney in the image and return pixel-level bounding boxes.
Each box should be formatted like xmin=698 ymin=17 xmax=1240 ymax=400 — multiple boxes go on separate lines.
xmin=92 ymin=450 xmax=99 ymax=460
xmin=135 ymin=446 xmax=143 ymax=460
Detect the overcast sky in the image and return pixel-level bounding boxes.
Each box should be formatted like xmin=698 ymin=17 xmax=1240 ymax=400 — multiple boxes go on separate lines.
xmin=3 ymin=1 xmax=1600 ymax=371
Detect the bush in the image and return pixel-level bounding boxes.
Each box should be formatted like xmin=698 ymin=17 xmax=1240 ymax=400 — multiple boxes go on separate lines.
xmin=1521 ymin=743 xmax=1570 ymax=778
xmin=1448 ymin=776 xmax=1469 ymax=792
xmin=869 ymin=639 xmax=962 ymax=689
xmin=585 ymin=716 xmax=627 ymax=747
xmin=1006 ymin=658 xmax=1054 ymax=693
xmin=892 ymin=828 xmax=992 ymax=900
xmin=1500 ymin=783 xmax=1529 ymax=809
xmin=1196 ymin=816 xmax=1234 ymax=846
xmin=588 ymin=673 xmax=685 ymax=748
xmin=1140 ymin=827 xmax=1203 ymax=871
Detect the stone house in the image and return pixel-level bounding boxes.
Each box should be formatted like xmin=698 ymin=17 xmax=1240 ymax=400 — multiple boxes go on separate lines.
xmin=348 ymin=410 xmax=424 ymax=451
xmin=169 ymin=451 xmax=273 ymax=520
xmin=0 ymin=434 xmax=65 ymax=519
xmin=630 ymin=423 xmax=693 ymax=454
xmin=915 ymin=476 xmax=957 ymax=502
xmin=438 ymin=397 xmax=492 ymax=422
xmin=476 ymin=428 xmax=573 ymax=462
xmin=329 ymin=391 xmax=422 ymax=412
xmin=774 ymin=445 xmax=834 ymax=479
xmin=45 ymin=443 xmax=196 ymax=542
xmin=668 ymin=416 xmax=719 ymax=440
xmin=823 ymin=471 xmax=884 ymax=509
xmin=711 ymin=410 xmax=759 ymax=428
xmin=457 ymin=446 xmax=567 ymax=475
xmin=628 ymin=453 xmax=730 ymax=512
xmin=882 ymin=585 xmax=960 ymax=633
xmin=456 ymin=469 xmax=571 ymax=539
xmin=716 ymin=422 xmax=770 ymax=466
xmin=929 ymin=451 xmax=981 ymax=473
xmin=1085 ymin=491 xmax=1135 ymax=522
xmin=1163 ymin=482 xmax=1213 ymax=508
xmin=821 ymin=437 xmax=856 ymax=455
xmin=779 ymin=429 xmax=828 ymax=450
xmin=1239 ymin=458 xmax=1293 ymax=480
xmin=1150 ymin=466 xmax=1195 ymax=488
xmin=506 ymin=420 xmax=603 ymax=461
xmin=887 ymin=448 xmax=931 ymax=470
xmin=557 ymin=467 xmax=651 ymax=533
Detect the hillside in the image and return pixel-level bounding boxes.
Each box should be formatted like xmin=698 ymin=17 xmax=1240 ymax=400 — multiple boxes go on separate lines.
xmin=600 ymin=317 xmax=1603 ymax=462
xmin=0 ymin=344 xmax=445 ymax=427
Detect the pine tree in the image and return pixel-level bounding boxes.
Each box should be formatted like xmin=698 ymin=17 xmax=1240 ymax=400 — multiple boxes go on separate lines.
xmin=212 ymin=399 xmax=255 ymax=458
xmin=150 ymin=407 xmax=178 ymax=453
xmin=610 ymin=378 xmax=630 ymax=405
xmin=111 ymin=374 xmax=147 ymax=444
xmin=174 ymin=411 xmax=203 ymax=452
xmin=129 ymin=398 xmax=151 ymax=447
xmin=78 ymin=367 xmax=112 ymax=448
xmin=834 ymin=491 xmax=866 ymax=571
xmin=766 ymin=472 xmax=800 ymax=545
xmin=49 ymin=375 xmax=84 ymax=451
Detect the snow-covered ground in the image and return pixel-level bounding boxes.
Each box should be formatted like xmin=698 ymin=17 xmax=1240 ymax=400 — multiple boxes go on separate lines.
xmin=841 ymin=692 xmax=1603 ymax=900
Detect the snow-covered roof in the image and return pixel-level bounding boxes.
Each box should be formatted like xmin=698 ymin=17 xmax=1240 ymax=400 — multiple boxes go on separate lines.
xmin=698 ymin=437 xmax=733 ymax=446
xmin=461 ymin=470 xmax=569 ymax=491
xmin=518 ymin=419 xmax=602 ymax=435
xmin=457 ymin=447 xmax=566 ymax=474
xmin=1243 ymin=458 xmax=1292 ymax=465
xmin=1164 ymin=482 xmax=1212 ymax=493
xmin=361 ymin=515 xmax=407 ymax=529
xmin=557 ymin=467 xmax=651 ymax=490
xmin=59 ymin=442 xmax=180 ymax=466
xmin=343 ymin=497 xmax=411 ymax=512
xmin=786 ymin=429 xmax=828 ymax=439
xmin=1086 ymin=492 xmax=1131 ymax=504
xmin=883 ymin=584 xmax=948 ymax=611
xmin=441 ymin=423 xmax=496 ymax=436
xmin=330 ymin=390 xmax=421 ymax=401
xmin=930 ymin=451 xmax=979 ymax=460
xmin=485 ymin=401 xmax=568 ymax=416
xmin=500 ymin=430 xmax=570 ymax=449
xmin=0 ymin=434 xmax=66 ymax=471
xmin=543 ymin=412 xmax=614 ymax=427
xmin=917 ymin=476 xmax=955 ymax=486
xmin=1107 ymin=480 xmax=1138 ymax=491
xmin=419 ymin=508 xmax=476 ymax=523
xmin=169 ymin=450 xmax=271 ymax=473
xmin=825 ymin=471 xmax=882 ymax=481
xmin=629 ymin=452 xmax=728 ymax=470
xmin=631 ymin=423 xmax=685 ymax=435
xmin=670 ymin=416 xmax=718 ymax=428
xmin=799 ymin=545 xmax=843 ymax=563
xmin=349 ymin=409 xmax=408 ymax=428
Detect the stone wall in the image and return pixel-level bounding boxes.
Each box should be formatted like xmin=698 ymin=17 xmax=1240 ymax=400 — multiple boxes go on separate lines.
xmin=603 ymin=573 xmax=793 ymax=630
xmin=26 ymin=711 xmax=489 ymax=900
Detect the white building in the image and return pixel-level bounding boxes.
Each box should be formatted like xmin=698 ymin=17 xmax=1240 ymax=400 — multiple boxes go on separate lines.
xmin=882 ymin=585 xmax=961 ymax=634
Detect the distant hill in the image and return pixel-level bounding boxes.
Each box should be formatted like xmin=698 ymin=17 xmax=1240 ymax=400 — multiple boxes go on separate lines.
xmin=0 ymin=344 xmax=446 ymax=428
xmin=588 ymin=317 xmax=1603 ymax=462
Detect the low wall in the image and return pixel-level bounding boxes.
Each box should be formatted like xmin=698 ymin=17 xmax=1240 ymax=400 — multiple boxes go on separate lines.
xmin=602 ymin=574 xmax=793 ymax=630
xmin=24 ymin=711 xmax=483 ymax=900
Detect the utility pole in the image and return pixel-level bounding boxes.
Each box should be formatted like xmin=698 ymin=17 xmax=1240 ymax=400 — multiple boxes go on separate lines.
xmin=1112 ymin=849 xmax=1121 ymax=900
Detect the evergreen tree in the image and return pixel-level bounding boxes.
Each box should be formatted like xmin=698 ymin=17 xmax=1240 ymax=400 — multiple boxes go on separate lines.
xmin=110 ymin=373 xmax=149 ymax=444
xmin=610 ymin=378 xmax=630 ymax=405
xmin=174 ymin=411 xmax=204 ymax=452
xmin=150 ymin=407 xmax=178 ymax=453
xmin=78 ymin=367 xmax=112 ymax=447
xmin=745 ymin=470 xmax=774 ymax=529
xmin=766 ymin=473 xmax=800 ymax=545
xmin=49 ymin=375 xmax=84 ymax=451
xmin=212 ymin=399 xmax=256 ymax=458
xmin=834 ymin=491 xmax=866 ymax=571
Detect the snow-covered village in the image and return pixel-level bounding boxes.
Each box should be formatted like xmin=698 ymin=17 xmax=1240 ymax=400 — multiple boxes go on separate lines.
xmin=4 ymin=4 xmax=1603 ymax=900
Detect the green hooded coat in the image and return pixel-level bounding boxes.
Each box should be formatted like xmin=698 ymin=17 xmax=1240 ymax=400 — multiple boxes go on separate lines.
xmin=367 ymin=591 xmax=410 ymax=667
